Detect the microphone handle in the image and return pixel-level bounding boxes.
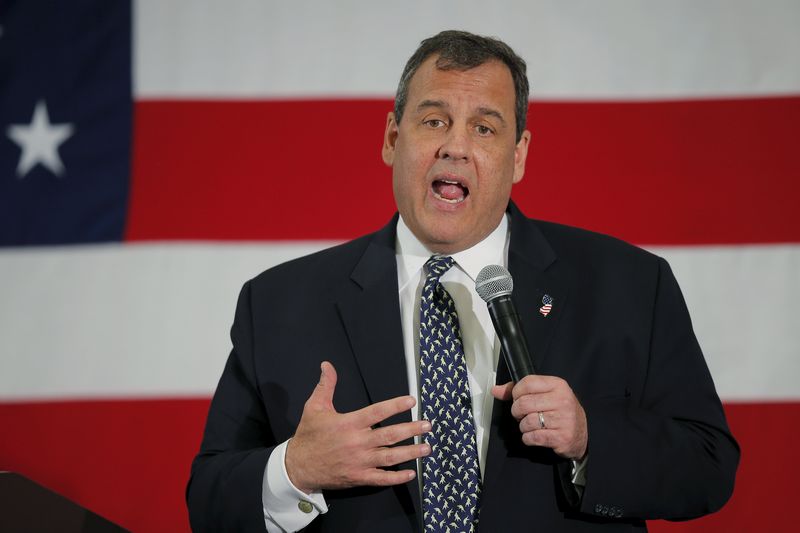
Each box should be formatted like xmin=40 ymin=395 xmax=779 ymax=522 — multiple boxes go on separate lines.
xmin=487 ymin=295 xmax=536 ymax=382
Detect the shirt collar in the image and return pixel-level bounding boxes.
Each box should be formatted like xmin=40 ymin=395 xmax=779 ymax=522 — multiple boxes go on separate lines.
xmin=395 ymin=214 xmax=509 ymax=292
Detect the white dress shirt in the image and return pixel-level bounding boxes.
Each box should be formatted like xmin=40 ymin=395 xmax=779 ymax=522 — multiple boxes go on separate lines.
xmin=395 ymin=214 xmax=508 ymax=472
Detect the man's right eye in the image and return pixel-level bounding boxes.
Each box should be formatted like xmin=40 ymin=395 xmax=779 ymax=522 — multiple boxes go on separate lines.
xmin=424 ymin=119 xmax=446 ymax=129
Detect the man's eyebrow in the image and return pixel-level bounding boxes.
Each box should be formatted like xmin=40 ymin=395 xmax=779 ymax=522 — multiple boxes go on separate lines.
xmin=414 ymin=100 xmax=507 ymax=126
xmin=416 ymin=99 xmax=447 ymax=112
xmin=477 ymin=107 xmax=506 ymax=125
xmin=417 ymin=100 xmax=506 ymax=126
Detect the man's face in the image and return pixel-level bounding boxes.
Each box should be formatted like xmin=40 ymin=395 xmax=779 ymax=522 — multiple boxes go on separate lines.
xmin=383 ymin=55 xmax=530 ymax=254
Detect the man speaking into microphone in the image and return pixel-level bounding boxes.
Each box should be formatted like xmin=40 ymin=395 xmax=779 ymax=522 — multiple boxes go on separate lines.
xmin=187 ymin=30 xmax=738 ymax=532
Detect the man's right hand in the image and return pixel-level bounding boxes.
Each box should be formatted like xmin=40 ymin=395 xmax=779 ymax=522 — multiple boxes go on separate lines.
xmin=285 ymin=361 xmax=431 ymax=493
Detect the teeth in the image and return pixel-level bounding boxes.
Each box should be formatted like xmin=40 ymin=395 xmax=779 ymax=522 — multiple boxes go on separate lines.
xmin=441 ymin=179 xmax=459 ymax=185
xmin=433 ymin=191 xmax=466 ymax=203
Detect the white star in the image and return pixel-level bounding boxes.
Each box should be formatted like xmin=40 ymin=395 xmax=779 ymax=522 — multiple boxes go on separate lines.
xmin=6 ymin=100 xmax=75 ymax=178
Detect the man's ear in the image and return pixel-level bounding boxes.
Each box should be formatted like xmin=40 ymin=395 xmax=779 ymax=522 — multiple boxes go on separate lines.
xmin=512 ymin=130 xmax=531 ymax=184
xmin=382 ymin=112 xmax=399 ymax=166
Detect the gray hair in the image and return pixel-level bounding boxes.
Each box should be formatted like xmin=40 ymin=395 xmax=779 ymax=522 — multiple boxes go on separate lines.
xmin=393 ymin=30 xmax=530 ymax=142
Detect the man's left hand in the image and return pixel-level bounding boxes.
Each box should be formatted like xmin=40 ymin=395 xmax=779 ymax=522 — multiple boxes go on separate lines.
xmin=492 ymin=375 xmax=588 ymax=460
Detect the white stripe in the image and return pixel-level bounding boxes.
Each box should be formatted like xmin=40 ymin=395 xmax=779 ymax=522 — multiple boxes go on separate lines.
xmin=650 ymin=244 xmax=800 ymax=402
xmin=0 ymin=242 xmax=334 ymax=400
xmin=135 ymin=0 xmax=800 ymax=99
xmin=1 ymin=243 xmax=798 ymax=400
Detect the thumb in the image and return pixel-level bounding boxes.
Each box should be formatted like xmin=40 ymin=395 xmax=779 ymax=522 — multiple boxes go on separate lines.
xmin=307 ymin=360 xmax=338 ymax=411
xmin=491 ymin=381 xmax=514 ymax=401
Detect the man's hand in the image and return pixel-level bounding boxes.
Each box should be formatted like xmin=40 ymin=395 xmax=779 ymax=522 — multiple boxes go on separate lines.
xmin=285 ymin=361 xmax=431 ymax=493
xmin=492 ymin=375 xmax=588 ymax=460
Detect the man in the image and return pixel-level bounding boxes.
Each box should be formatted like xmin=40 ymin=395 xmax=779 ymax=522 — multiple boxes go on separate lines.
xmin=187 ymin=31 xmax=738 ymax=532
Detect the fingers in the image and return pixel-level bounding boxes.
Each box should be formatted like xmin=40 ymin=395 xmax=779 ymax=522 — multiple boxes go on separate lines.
xmin=492 ymin=376 xmax=567 ymax=405
xmin=510 ymin=394 xmax=562 ymax=420
xmin=306 ymin=361 xmax=338 ymax=411
xmin=372 ymin=442 xmax=431 ymax=468
xmin=519 ymin=410 xmax=560 ymax=432
xmin=509 ymin=375 xmax=575 ymax=420
xmin=353 ymin=395 xmax=416 ymax=428
xmin=510 ymin=374 xmax=565 ymax=400
xmin=519 ymin=424 xmax=587 ymax=459
xmin=521 ymin=428 xmax=559 ymax=448
xmin=363 ymin=467 xmax=418 ymax=486
xmin=519 ymin=419 xmax=574 ymax=457
xmin=369 ymin=420 xmax=431 ymax=447
xmin=505 ymin=374 xmax=589 ymax=460
xmin=491 ymin=381 xmax=514 ymax=401
xmin=291 ymin=366 xmax=432 ymax=492
xmin=357 ymin=440 xmax=431 ymax=486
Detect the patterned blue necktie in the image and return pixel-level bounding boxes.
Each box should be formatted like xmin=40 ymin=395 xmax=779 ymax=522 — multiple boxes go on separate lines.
xmin=420 ymin=255 xmax=481 ymax=532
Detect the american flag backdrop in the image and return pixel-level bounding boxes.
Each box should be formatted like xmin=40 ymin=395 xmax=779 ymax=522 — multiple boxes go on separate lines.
xmin=1 ymin=1 xmax=798 ymax=531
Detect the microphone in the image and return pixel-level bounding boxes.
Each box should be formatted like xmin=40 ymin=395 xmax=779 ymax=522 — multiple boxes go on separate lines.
xmin=475 ymin=265 xmax=536 ymax=382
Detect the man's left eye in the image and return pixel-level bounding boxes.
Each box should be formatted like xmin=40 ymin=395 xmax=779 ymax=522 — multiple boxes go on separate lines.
xmin=476 ymin=125 xmax=493 ymax=135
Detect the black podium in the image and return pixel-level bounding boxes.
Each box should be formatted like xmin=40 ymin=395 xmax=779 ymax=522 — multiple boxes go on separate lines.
xmin=0 ymin=472 xmax=127 ymax=532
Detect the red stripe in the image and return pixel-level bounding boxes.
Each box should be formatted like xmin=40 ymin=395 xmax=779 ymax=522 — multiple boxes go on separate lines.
xmin=0 ymin=400 xmax=794 ymax=532
xmin=0 ymin=399 xmax=209 ymax=532
xmin=127 ymin=97 xmax=800 ymax=245
xmin=648 ymin=402 xmax=795 ymax=532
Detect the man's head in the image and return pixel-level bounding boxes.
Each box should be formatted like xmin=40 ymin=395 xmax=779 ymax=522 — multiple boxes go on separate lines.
xmin=383 ymin=31 xmax=531 ymax=254
xmin=393 ymin=31 xmax=530 ymax=143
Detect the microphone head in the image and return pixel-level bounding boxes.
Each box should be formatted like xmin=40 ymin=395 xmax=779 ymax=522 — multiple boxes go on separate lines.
xmin=475 ymin=265 xmax=513 ymax=302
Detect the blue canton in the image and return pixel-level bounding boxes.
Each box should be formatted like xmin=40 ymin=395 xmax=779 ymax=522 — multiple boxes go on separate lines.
xmin=0 ymin=1 xmax=132 ymax=245
xmin=420 ymin=255 xmax=481 ymax=532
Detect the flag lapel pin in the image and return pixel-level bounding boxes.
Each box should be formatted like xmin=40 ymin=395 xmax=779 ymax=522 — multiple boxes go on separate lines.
xmin=539 ymin=294 xmax=553 ymax=317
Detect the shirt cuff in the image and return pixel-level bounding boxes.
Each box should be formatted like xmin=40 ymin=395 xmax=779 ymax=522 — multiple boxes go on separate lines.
xmin=571 ymin=454 xmax=588 ymax=488
xmin=262 ymin=439 xmax=328 ymax=532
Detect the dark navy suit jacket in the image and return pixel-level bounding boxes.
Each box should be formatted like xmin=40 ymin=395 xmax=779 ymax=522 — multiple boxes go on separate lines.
xmin=187 ymin=203 xmax=738 ymax=532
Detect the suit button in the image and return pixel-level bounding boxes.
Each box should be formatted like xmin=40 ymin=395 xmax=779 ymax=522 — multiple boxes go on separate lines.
xmin=298 ymin=501 xmax=314 ymax=513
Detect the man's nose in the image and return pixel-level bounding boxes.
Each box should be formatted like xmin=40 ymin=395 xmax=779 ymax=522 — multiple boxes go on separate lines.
xmin=437 ymin=126 xmax=471 ymax=162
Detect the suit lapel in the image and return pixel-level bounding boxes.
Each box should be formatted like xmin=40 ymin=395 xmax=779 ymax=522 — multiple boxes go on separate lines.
xmin=482 ymin=203 xmax=571 ymax=496
xmin=336 ymin=244 xmax=408 ymax=410
xmin=508 ymin=221 xmax=570 ymax=376
xmin=334 ymin=217 xmax=422 ymax=522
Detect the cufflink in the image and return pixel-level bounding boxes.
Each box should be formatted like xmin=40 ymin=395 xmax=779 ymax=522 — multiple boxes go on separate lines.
xmin=298 ymin=500 xmax=314 ymax=513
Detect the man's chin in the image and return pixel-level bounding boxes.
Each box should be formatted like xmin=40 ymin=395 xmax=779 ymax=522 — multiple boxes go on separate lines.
xmin=420 ymin=230 xmax=476 ymax=255
xmin=403 ymin=209 xmax=478 ymax=253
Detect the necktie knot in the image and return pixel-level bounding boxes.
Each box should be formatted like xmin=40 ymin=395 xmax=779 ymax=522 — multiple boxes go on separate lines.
xmin=425 ymin=255 xmax=455 ymax=283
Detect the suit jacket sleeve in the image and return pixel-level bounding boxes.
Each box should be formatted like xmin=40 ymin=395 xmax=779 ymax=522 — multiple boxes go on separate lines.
xmin=573 ymin=257 xmax=739 ymax=520
xmin=187 ymin=280 xmax=275 ymax=532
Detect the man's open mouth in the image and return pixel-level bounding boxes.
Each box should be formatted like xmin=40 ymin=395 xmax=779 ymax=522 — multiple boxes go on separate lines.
xmin=432 ymin=179 xmax=469 ymax=204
